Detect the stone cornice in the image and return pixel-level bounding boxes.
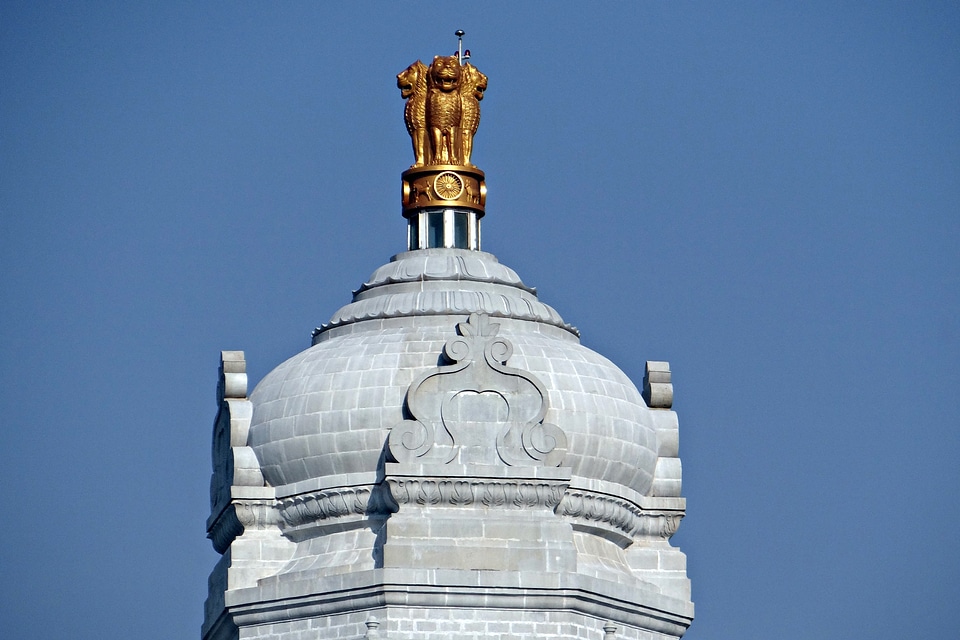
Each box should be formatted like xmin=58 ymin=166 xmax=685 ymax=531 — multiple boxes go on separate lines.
xmin=225 ymin=568 xmax=694 ymax=638
xmin=558 ymin=476 xmax=686 ymax=543
xmin=271 ymin=467 xmax=685 ymax=545
xmin=207 ymin=498 xmax=282 ymax=554
xmin=556 ymin=489 xmax=683 ymax=545
xmin=386 ymin=474 xmax=568 ymax=510
xmin=277 ymin=482 xmax=395 ymax=540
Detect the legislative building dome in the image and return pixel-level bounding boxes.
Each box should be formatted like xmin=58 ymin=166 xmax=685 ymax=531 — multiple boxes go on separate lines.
xmin=248 ymin=248 xmax=661 ymax=497
xmin=204 ymin=37 xmax=691 ymax=640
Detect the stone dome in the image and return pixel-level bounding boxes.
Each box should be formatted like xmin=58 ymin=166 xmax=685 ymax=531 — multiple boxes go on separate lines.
xmin=247 ymin=248 xmax=661 ymax=497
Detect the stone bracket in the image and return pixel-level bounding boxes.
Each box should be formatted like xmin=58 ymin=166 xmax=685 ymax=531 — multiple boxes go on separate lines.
xmin=208 ymin=351 xmax=276 ymax=552
xmin=207 ymin=494 xmax=281 ymax=554
xmin=642 ymin=360 xmax=673 ymax=409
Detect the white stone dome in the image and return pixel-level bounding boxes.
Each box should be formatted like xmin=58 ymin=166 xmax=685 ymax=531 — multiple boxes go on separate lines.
xmin=248 ymin=249 xmax=660 ymax=497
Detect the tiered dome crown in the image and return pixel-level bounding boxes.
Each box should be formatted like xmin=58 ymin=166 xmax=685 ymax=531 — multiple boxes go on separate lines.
xmin=248 ymin=248 xmax=660 ymax=497
xmin=204 ymin=44 xmax=692 ymax=640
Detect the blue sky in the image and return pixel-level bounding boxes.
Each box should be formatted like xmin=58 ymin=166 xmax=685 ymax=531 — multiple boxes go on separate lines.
xmin=1 ymin=3 xmax=958 ymax=639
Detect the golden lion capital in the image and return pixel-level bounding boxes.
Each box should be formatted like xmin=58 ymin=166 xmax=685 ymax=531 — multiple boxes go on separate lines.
xmin=397 ymin=55 xmax=487 ymax=168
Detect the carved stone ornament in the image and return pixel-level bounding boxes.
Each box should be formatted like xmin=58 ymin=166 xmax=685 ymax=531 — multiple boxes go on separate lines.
xmin=207 ymin=500 xmax=281 ymax=554
xmin=401 ymin=164 xmax=485 ymax=216
xmin=388 ymin=313 xmax=568 ymax=467
xmin=555 ymin=489 xmax=684 ymax=543
xmin=278 ymin=484 xmax=396 ymax=534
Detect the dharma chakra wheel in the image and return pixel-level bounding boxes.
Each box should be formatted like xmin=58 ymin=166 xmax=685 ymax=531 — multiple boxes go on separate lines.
xmin=401 ymin=164 xmax=486 ymax=218
xmin=433 ymin=171 xmax=464 ymax=200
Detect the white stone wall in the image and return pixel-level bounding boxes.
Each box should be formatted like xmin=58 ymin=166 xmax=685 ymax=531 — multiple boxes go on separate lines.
xmin=238 ymin=609 xmax=678 ymax=640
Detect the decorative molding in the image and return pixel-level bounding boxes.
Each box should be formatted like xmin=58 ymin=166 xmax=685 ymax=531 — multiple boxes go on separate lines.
xmin=272 ymin=477 xmax=683 ymax=544
xmin=226 ymin=571 xmax=694 ymax=639
xmin=642 ymin=360 xmax=673 ymax=409
xmin=388 ymin=313 xmax=568 ymax=467
xmin=277 ymin=472 xmax=573 ymax=534
xmin=316 ymin=251 xmax=579 ymax=340
xmin=317 ymin=291 xmax=577 ymax=337
xmin=207 ymin=500 xmax=281 ymax=554
xmin=278 ymin=484 xmax=396 ymax=530
xmin=208 ymin=351 xmax=278 ymax=553
xmin=386 ymin=475 xmax=568 ymax=510
xmin=556 ymin=488 xmax=684 ymax=543
xmin=218 ymin=350 xmax=247 ymax=401
xmin=354 ymin=251 xmax=536 ymax=295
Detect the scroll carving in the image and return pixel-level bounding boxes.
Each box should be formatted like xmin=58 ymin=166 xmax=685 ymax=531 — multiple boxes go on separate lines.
xmin=388 ymin=313 xmax=567 ymax=466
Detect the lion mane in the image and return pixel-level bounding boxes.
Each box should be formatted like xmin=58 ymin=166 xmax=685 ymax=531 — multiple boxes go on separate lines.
xmin=426 ymin=55 xmax=463 ymax=165
xmin=459 ymin=63 xmax=487 ymax=167
xmin=397 ymin=60 xmax=428 ymax=167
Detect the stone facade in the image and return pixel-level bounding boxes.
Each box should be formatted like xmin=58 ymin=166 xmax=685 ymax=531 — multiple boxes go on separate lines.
xmin=204 ymin=249 xmax=693 ymax=639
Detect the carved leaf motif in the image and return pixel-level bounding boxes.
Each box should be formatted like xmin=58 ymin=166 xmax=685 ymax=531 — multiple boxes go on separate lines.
xmin=480 ymin=482 xmax=507 ymax=507
xmin=515 ymin=483 xmax=539 ymax=508
xmin=662 ymin=515 xmax=681 ymax=538
xmin=353 ymin=488 xmax=370 ymax=514
xmin=450 ymin=480 xmax=474 ymax=505
xmin=279 ymin=501 xmax=296 ymax=527
xmin=395 ymin=480 xmax=415 ymax=504
xmin=559 ymin=492 xmax=583 ymax=517
xmin=416 ymin=480 xmax=441 ymax=505
xmin=302 ymin=495 xmax=322 ymax=520
xmin=294 ymin=496 xmax=310 ymax=522
xmin=331 ymin=493 xmax=348 ymax=517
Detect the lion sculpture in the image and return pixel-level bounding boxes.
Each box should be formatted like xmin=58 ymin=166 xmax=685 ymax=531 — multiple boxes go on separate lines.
xmin=397 ymin=60 xmax=428 ymax=168
xmin=425 ymin=55 xmax=463 ymax=165
xmin=398 ymin=56 xmax=487 ymax=167
xmin=458 ymin=63 xmax=487 ymax=167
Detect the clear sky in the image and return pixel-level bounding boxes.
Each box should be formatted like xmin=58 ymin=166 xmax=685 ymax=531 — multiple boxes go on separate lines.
xmin=1 ymin=3 xmax=958 ymax=639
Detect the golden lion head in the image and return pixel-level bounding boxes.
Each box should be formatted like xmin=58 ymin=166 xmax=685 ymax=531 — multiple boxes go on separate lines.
xmin=462 ymin=64 xmax=488 ymax=101
xmin=397 ymin=60 xmax=426 ymax=99
xmin=429 ymin=55 xmax=461 ymax=93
